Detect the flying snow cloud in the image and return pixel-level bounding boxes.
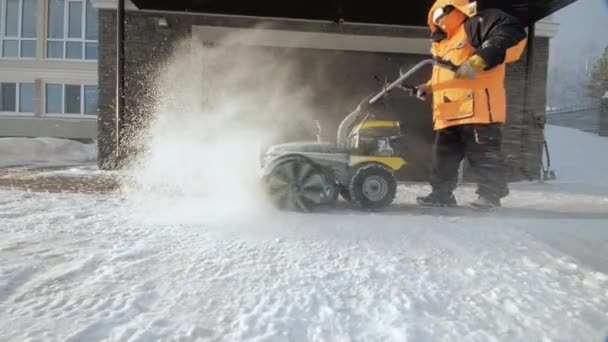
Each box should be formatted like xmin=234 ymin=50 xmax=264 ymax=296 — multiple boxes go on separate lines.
xmin=122 ymin=26 xmax=329 ymax=223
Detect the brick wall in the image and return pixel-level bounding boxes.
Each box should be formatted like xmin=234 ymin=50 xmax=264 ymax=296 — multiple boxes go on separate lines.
xmin=504 ymin=37 xmax=550 ymax=181
xmin=98 ymin=10 xmax=192 ymax=168
xmin=98 ymin=10 xmax=550 ymax=182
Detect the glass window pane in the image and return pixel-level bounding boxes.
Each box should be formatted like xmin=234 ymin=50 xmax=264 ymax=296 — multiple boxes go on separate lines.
xmin=2 ymin=40 xmax=19 ymax=57
xmin=85 ymin=42 xmax=97 ymax=60
xmin=85 ymin=0 xmax=98 ymax=40
xmin=66 ymin=41 xmax=82 ymax=59
xmin=68 ymin=1 xmax=83 ymax=38
xmin=21 ymin=40 xmax=36 ymax=57
xmin=48 ymin=0 xmax=65 ymax=39
xmin=84 ymin=85 xmax=97 ymax=115
xmin=22 ymin=0 xmax=38 ymax=38
xmin=19 ymin=83 xmax=35 ymax=113
xmin=65 ymin=85 xmax=81 ymax=114
xmin=47 ymin=40 xmax=63 ymax=58
xmin=46 ymin=83 xmax=62 ymax=113
xmin=1 ymin=83 xmax=17 ymax=112
xmin=5 ymin=0 xmax=19 ymax=37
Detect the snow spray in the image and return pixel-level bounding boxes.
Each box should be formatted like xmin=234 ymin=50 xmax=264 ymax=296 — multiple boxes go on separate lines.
xmin=122 ymin=27 xmax=324 ymax=224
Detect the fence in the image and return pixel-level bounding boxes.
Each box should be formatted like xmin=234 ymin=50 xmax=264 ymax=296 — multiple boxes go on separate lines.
xmin=545 ymin=105 xmax=601 ymax=134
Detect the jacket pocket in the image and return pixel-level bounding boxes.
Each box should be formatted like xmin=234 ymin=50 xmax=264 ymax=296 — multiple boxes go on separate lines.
xmin=435 ymin=89 xmax=474 ymax=121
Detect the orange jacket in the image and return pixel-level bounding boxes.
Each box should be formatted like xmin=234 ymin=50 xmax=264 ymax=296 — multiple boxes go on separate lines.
xmin=426 ymin=0 xmax=527 ymax=130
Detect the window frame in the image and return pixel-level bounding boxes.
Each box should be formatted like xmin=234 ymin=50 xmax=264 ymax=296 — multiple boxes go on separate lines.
xmin=46 ymin=0 xmax=98 ymax=61
xmin=43 ymin=82 xmax=98 ymax=118
xmin=0 ymin=80 xmax=36 ymax=116
xmin=0 ymin=0 xmax=38 ymax=59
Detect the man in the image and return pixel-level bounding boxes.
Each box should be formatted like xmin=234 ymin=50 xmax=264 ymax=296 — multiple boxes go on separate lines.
xmin=414 ymin=0 xmax=528 ymax=210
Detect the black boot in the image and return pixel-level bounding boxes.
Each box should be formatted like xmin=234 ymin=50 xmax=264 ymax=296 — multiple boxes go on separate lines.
xmin=416 ymin=192 xmax=457 ymax=207
xmin=469 ymin=195 xmax=501 ymax=210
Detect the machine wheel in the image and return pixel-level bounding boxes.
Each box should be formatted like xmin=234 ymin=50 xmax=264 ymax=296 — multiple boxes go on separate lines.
xmin=348 ymin=164 xmax=397 ymax=210
xmin=264 ymin=156 xmax=336 ymax=212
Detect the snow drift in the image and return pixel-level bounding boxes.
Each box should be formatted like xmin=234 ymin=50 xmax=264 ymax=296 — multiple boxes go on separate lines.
xmin=0 ymin=137 xmax=96 ymax=167
xmin=544 ymin=125 xmax=608 ymax=186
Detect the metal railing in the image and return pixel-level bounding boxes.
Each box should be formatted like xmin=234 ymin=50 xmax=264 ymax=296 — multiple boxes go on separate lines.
xmin=545 ymin=105 xmax=601 ymax=134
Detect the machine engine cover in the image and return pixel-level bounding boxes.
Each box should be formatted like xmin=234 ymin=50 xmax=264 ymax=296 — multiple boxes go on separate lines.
xmin=347 ymin=120 xmax=403 ymax=156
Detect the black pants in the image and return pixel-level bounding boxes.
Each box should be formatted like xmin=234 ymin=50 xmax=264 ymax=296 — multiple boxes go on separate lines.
xmin=430 ymin=123 xmax=508 ymax=201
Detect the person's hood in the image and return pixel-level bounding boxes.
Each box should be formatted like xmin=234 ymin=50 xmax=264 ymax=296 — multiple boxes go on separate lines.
xmin=427 ymin=0 xmax=478 ymax=32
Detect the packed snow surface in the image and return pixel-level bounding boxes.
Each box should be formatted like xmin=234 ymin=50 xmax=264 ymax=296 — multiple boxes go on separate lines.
xmin=1 ymin=123 xmax=607 ymax=339
xmin=0 ymin=185 xmax=607 ymax=341
xmin=544 ymin=125 xmax=608 ymax=187
xmin=2 ymin=125 xmax=608 ymax=342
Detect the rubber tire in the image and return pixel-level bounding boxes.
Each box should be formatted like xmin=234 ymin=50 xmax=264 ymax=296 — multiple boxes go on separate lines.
xmin=348 ymin=164 xmax=397 ymax=211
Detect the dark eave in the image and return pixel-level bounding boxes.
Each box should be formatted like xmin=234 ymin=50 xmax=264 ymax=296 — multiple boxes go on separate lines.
xmin=129 ymin=0 xmax=579 ymax=26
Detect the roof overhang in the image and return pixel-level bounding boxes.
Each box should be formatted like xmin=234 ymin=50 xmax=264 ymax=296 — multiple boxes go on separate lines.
xmin=122 ymin=0 xmax=577 ymax=26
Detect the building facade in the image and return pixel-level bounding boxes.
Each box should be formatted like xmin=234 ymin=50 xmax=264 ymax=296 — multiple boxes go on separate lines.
xmin=0 ymin=0 xmax=98 ymax=140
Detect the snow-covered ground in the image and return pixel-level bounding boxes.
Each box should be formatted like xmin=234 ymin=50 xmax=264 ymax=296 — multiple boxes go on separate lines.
xmin=1 ymin=126 xmax=607 ymax=341
xmin=0 ymin=137 xmax=96 ymax=168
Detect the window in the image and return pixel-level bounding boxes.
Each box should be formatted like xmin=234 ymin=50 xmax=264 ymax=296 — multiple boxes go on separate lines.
xmin=0 ymin=83 xmax=16 ymax=111
xmin=45 ymin=83 xmax=97 ymax=115
xmin=0 ymin=0 xmax=38 ymax=58
xmin=19 ymin=82 xmax=34 ymax=112
xmin=0 ymin=81 xmax=35 ymax=113
xmin=84 ymin=84 xmax=96 ymax=114
xmin=47 ymin=0 xmax=98 ymax=60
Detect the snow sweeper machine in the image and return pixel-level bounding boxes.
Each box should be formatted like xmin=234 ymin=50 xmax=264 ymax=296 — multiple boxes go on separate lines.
xmin=260 ymin=58 xmax=471 ymax=212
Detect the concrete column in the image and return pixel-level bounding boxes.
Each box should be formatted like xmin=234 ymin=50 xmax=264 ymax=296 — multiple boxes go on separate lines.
xmin=35 ymin=78 xmax=44 ymax=116
xmin=37 ymin=0 xmax=48 ymax=61
xmin=36 ymin=0 xmax=48 ymax=117
xmin=600 ymin=92 xmax=608 ymax=137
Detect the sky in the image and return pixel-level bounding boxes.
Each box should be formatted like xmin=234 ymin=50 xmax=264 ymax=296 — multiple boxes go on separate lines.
xmin=546 ymin=0 xmax=608 ymax=108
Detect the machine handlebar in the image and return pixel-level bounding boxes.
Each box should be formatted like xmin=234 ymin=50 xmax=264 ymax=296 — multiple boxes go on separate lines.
xmin=368 ymin=58 xmax=468 ymax=104
xmin=337 ymin=58 xmax=470 ymax=147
